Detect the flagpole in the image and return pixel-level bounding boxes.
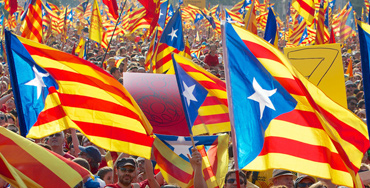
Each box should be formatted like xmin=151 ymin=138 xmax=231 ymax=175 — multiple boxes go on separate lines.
xmin=221 ymin=20 xmax=241 ymax=188
xmin=101 ymin=0 xmax=127 ymax=65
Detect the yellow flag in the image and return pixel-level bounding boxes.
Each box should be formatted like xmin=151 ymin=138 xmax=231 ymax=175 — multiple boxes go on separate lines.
xmin=75 ymin=37 xmax=85 ymax=55
xmin=89 ymin=0 xmax=103 ymax=44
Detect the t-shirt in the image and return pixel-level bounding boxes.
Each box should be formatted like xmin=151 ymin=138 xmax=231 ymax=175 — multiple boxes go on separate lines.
xmin=204 ymin=53 xmax=219 ymax=67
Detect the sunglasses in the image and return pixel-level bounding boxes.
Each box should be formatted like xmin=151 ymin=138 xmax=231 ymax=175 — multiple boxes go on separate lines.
xmin=7 ymin=116 xmax=13 ymax=120
xmin=226 ymin=179 xmax=245 ymax=185
xmin=298 ymin=183 xmax=314 ymax=187
xmin=49 ymin=133 xmax=62 ymax=137
xmin=118 ymin=167 xmax=135 ymax=173
xmin=0 ymin=116 xmax=5 ymax=120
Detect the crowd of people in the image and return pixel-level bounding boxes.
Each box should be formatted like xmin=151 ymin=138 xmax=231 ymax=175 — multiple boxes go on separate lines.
xmin=0 ymin=2 xmax=369 ymax=187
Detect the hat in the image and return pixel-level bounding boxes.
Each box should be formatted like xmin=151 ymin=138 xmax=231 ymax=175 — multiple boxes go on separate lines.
xmin=78 ymin=146 xmax=102 ymax=163
xmin=294 ymin=175 xmax=315 ymax=188
xmin=269 ymin=169 xmax=296 ymax=182
xmin=345 ymin=80 xmax=355 ymax=87
xmin=116 ymin=158 xmax=136 ymax=168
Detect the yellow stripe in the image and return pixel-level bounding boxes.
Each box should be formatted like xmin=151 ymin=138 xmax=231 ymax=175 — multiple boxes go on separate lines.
xmin=158 ymin=167 xmax=189 ymax=188
xmin=192 ymin=122 xmax=230 ymax=136
xmin=62 ymin=106 xmax=147 ymax=134
xmin=267 ymin=119 xmax=338 ymax=152
xmin=28 ymin=116 xmax=72 ymax=138
xmin=85 ymin=136 xmax=152 ymax=159
xmin=9 ymin=168 xmax=42 ymax=188
xmin=1 ymin=128 xmax=86 ymax=187
xmin=244 ymin=153 xmax=353 ymax=187
xmin=56 ymin=81 xmax=140 ymax=114
xmin=215 ymin=134 xmax=229 ymax=188
xmin=153 ymin=138 xmax=193 ymax=174
xmin=198 ymin=105 xmax=228 ymax=116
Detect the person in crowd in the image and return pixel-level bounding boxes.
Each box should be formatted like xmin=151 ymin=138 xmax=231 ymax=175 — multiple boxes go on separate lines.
xmin=98 ymin=167 xmax=114 ymax=185
xmin=78 ymin=145 xmax=102 ymax=174
xmin=293 ymin=175 xmax=315 ymax=188
xmin=47 ymin=131 xmax=75 ymax=160
xmin=269 ymin=169 xmax=295 ymax=188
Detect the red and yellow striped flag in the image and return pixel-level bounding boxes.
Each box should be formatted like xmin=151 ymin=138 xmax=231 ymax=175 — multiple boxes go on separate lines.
xmin=4 ymin=0 xmax=17 ymax=15
xmin=315 ymin=1 xmax=329 ymax=44
xmin=6 ymin=32 xmax=155 ymax=159
xmin=21 ymin=0 xmax=43 ymax=43
xmin=292 ymin=0 xmax=315 ymax=26
xmin=244 ymin=0 xmax=257 ymax=34
xmin=229 ymin=24 xmax=369 ymax=188
xmin=0 ymin=127 xmax=91 ymax=187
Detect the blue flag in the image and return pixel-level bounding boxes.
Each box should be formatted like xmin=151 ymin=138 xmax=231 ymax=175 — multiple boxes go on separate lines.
xmin=160 ymin=8 xmax=184 ymax=51
xmin=224 ymin=9 xmax=233 ymax=23
xmin=358 ymin=21 xmax=370 ymax=139
xmin=168 ymin=4 xmax=174 ymax=18
xmin=194 ymin=13 xmax=204 ymax=24
xmin=172 ymin=54 xmax=208 ymax=134
xmin=5 ymin=31 xmax=59 ymax=136
xmin=201 ymin=11 xmax=216 ymax=29
xmin=158 ymin=1 xmax=168 ymax=29
xmin=298 ymin=27 xmax=308 ymax=45
xmin=215 ymin=5 xmax=221 ymax=21
xmin=264 ymin=8 xmax=278 ymax=46
xmin=224 ymin=22 xmax=297 ymax=168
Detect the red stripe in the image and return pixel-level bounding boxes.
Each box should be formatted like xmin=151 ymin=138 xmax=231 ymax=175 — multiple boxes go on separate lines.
xmin=296 ymin=0 xmax=315 ymax=16
xmin=194 ymin=113 xmax=229 ymax=125
xmin=260 ymin=136 xmax=348 ymax=172
xmin=22 ymin=44 xmax=113 ymax=78
xmin=178 ymin=63 xmax=226 ymax=89
xmin=153 ymin=145 xmax=193 ymax=183
xmin=207 ymin=140 xmax=219 ymax=176
xmin=0 ymin=157 xmax=15 ymax=182
xmin=0 ymin=135 xmax=71 ymax=187
xmin=76 ymin=120 xmax=154 ymax=146
xmin=202 ymin=96 xmax=228 ymax=107
xmin=275 ymin=110 xmax=323 ymax=129
xmin=44 ymin=68 xmax=132 ymax=104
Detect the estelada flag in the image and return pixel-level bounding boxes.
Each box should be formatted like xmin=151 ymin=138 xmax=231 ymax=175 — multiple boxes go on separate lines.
xmin=5 ymin=30 xmax=154 ymax=159
xmin=103 ymin=0 xmax=119 ymax=19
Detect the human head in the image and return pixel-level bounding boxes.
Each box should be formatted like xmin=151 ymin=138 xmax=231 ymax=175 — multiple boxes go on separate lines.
xmin=107 ymin=57 xmax=115 ymax=67
xmin=73 ymin=158 xmax=91 ymax=171
xmin=224 ymin=170 xmax=247 ymax=188
xmin=115 ymin=157 xmax=137 ymax=186
xmin=78 ymin=145 xmax=102 ymax=170
xmin=47 ymin=131 xmax=65 ymax=148
xmin=345 ymin=80 xmax=356 ymax=96
xmin=136 ymin=157 xmax=145 ymax=173
xmin=110 ymin=67 xmax=121 ymax=80
xmin=5 ymin=113 xmax=15 ymax=125
xmin=270 ymin=169 xmax=295 ymax=188
xmin=294 ymin=175 xmax=315 ymax=188
xmin=347 ymin=96 xmax=358 ymax=112
xmin=97 ymin=166 xmax=113 ymax=185
xmin=0 ymin=112 xmax=7 ymax=127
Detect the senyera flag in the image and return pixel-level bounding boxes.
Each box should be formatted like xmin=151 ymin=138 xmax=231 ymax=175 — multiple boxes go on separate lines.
xmin=5 ymin=30 xmax=154 ymax=159
xmin=0 ymin=127 xmax=91 ymax=187
xmin=103 ymin=0 xmax=119 ymax=19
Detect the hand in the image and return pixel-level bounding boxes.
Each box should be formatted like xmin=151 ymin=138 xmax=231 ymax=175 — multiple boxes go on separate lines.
xmin=188 ymin=148 xmax=202 ymax=170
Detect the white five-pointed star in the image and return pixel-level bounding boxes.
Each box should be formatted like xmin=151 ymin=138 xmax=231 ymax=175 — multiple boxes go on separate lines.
xmin=247 ymin=78 xmax=277 ymax=119
xmin=182 ymin=81 xmax=197 ymax=106
xmin=246 ymin=0 xmax=250 ymax=3
xmin=166 ymin=136 xmax=198 ymax=158
xmin=226 ymin=16 xmax=232 ymax=22
xmin=168 ymin=11 xmax=173 ymax=16
xmin=25 ymin=66 xmax=50 ymax=100
xmin=240 ymin=7 xmax=245 ymax=13
xmin=197 ymin=14 xmax=201 ymax=19
xmin=168 ymin=27 xmax=178 ymax=41
xmin=159 ymin=10 xmax=163 ymax=18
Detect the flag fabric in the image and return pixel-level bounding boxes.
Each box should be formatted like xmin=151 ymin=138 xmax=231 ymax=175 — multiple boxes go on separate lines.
xmin=21 ymin=0 xmax=43 ymax=43
xmin=5 ymin=31 xmax=155 ymax=159
xmin=339 ymin=5 xmax=356 ymax=43
xmin=173 ymin=54 xmax=230 ymax=136
xmin=76 ymin=0 xmax=89 ymax=13
xmin=158 ymin=1 xmax=168 ymax=28
xmin=155 ymin=9 xmax=185 ymax=73
xmin=194 ymin=13 xmax=204 ymax=24
xmin=4 ymin=0 xmax=17 ymax=15
xmin=0 ymin=127 xmax=91 ymax=187
xmin=102 ymin=0 xmax=119 ymax=19
xmin=144 ymin=29 xmax=158 ymax=71
xmin=292 ymin=0 xmax=315 ymax=26
xmin=137 ymin=0 xmax=160 ymax=35
xmin=201 ymin=10 xmax=216 ymax=29
xmin=225 ymin=22 xmax=370 ymax=188
xmin=224 ymin=21 xmax=297 ymax=169
xmin=244 ymin=0 xmax=257 ymax=34
xmin=315 ymin=0 xmax=329 ymax=45
xmin=346 ymin=57 xmax=353 ymax=77
xmin=358 ymin=21 xmax=370 ymax=141
xmin=172 ymin=54 xmax=208 ymax=135
xmin=153 ymin=134 xmax=229 ymax=188
xmin=89 ymin=0 xmax=103 ymax=44
xmin=264 ymin=7 xmax=278 ymax=47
